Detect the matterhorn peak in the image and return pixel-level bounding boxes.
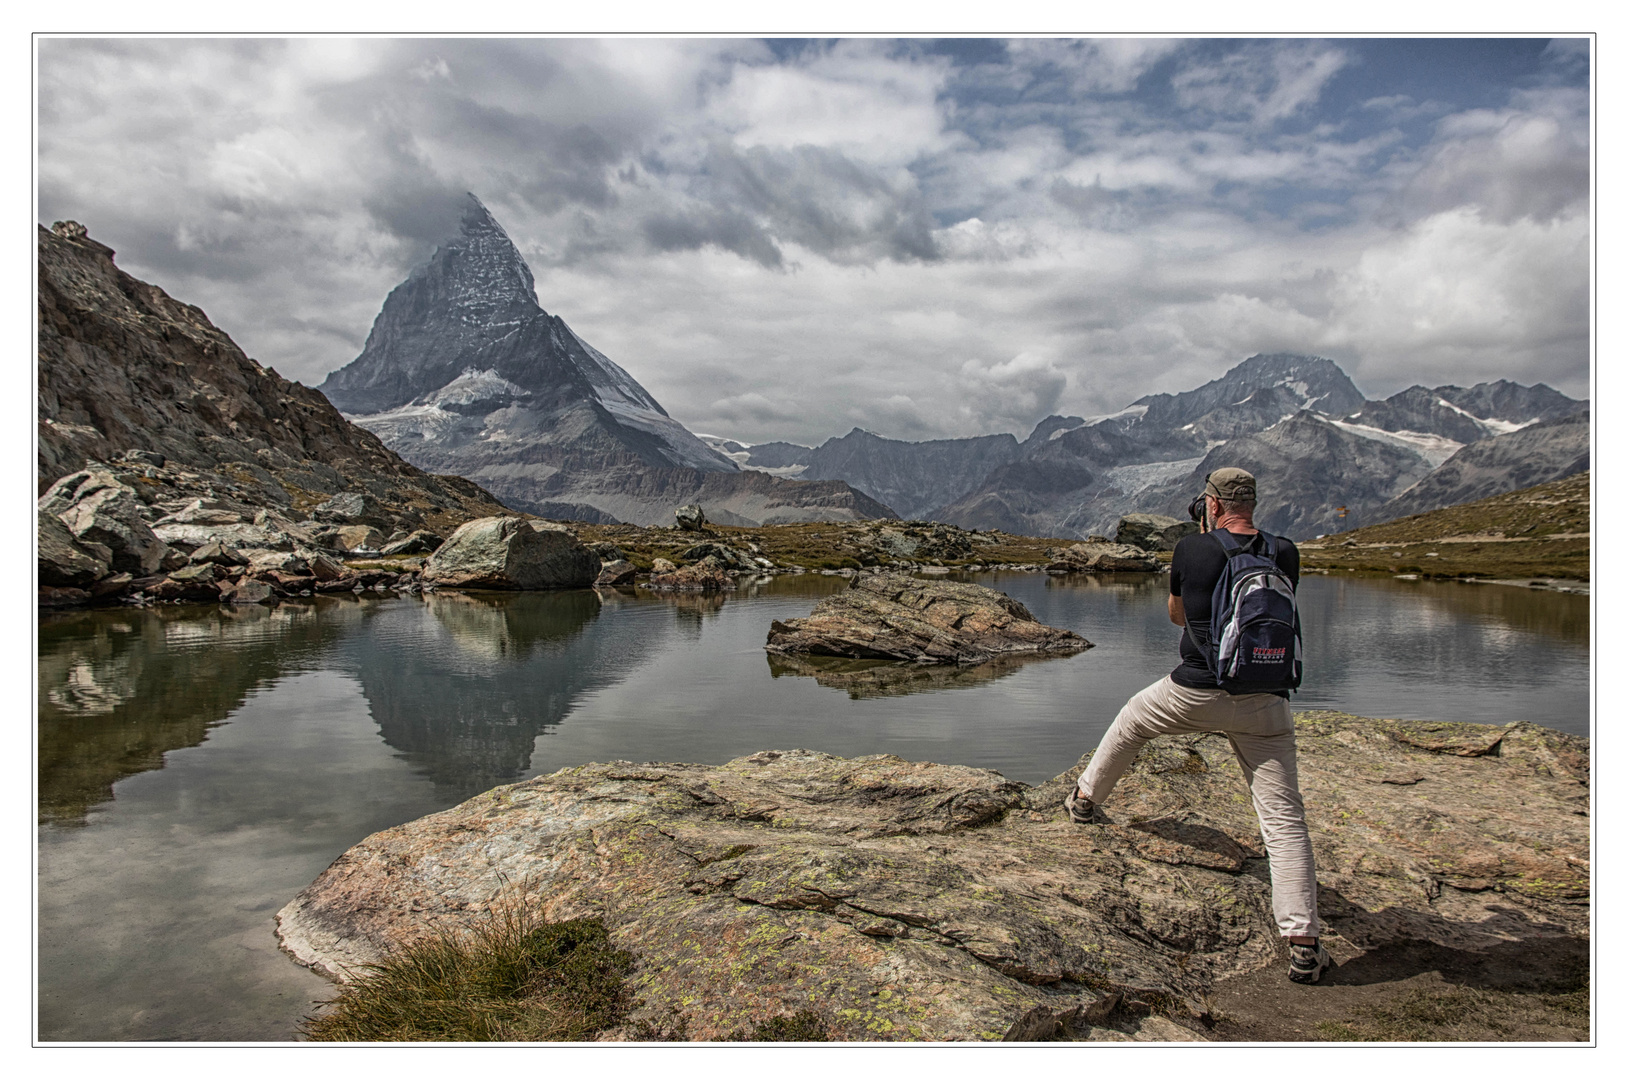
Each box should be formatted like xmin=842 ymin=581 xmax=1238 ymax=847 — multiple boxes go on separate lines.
xmin=317 ymin=194 xmax=543 ymax=414
xmin=317 ymin=193 xmax=741 ymax=501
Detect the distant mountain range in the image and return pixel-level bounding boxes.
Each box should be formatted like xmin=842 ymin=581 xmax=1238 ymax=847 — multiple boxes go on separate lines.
xmin=316 ymin=195 xmax=1586 ymax=539
xmin=320 ymin=196 xmax=893 ymax=527
xmin=719 ymin=354 xmax=1586 ymax=538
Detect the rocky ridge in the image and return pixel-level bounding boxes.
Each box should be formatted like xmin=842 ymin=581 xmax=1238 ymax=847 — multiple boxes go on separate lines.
xmin=275 ymin=714 xmax=1588 ymax=1042
xmin=37 ymin=220 xmax=520 ymax=608
xmin=38 ymin=222 xmax=507 ymax=523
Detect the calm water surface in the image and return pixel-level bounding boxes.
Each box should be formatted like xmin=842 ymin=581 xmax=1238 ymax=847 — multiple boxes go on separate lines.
xmin=37 ymin=572 xmax=1589 ymax=1041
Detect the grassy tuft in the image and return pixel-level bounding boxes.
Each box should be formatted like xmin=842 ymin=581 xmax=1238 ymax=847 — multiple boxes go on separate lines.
xmin=301 ymin=913 xmax=635 ymax=1042
xmin=723 ymin=1007 xmax=833 ymax=1042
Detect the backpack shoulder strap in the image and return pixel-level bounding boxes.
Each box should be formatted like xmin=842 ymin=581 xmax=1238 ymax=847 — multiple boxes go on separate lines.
xmin=1210 ymin=529 xmax=1242 ymax=555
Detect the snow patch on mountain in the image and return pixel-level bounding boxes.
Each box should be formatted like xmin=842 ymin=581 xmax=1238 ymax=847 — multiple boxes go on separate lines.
xmin=1433 ymin=398 xmax=1538 ymax=437
xmin=696 ymin=434 xmax=754 ymax=467
xmin=1326 ymin=419 xmax=1464 ymax=467
xmin=1058 ymin=404 xmax=1148 ymax=438
xmin=347 ymin=402 xmax=465 ymax=441
xmin=420 ymin=368 xmax=531 ymax=407
xmin=1104 ymin=456 xmax=1207 ymax=494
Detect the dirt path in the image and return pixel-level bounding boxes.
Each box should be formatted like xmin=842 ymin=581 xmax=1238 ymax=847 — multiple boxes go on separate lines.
xmin=1184 ymin=934 xmax=1589 ymax=1042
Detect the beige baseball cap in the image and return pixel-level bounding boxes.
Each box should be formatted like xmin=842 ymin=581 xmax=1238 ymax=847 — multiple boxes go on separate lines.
xmin=1205 ymin=467 xmax=1257 ymax=501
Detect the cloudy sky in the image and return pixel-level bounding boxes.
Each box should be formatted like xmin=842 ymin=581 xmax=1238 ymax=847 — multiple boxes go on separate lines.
xmin=37 ymin=36 xmax=1590 ymax=446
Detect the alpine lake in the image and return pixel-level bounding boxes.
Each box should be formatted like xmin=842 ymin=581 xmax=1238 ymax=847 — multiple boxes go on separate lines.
xmin=37 ymin=570 xmax=1589 ymax=1041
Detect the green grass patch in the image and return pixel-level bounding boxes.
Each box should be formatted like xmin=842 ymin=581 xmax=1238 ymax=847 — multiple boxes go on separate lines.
xmin=301 ymin=914 xmax=635 ymax=1042
xmin=1301 ymin=472 xmax=1589 ymax=581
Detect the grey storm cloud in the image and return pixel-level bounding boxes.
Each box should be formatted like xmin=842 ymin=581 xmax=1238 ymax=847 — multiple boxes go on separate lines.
xmin=34 ymin=37 xmax=1591 ymax=446
xmin=676 ymin=143 xmax=942 ymax=266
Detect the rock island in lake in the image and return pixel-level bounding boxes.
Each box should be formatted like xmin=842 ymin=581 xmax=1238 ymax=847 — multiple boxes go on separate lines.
xmin=764 ymin=573 xmax=1093 ymax=665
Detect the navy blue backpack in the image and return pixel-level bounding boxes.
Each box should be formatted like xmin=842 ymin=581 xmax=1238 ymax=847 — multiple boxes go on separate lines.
xmin=1205 ymin=530 xmax=1302 ymax=692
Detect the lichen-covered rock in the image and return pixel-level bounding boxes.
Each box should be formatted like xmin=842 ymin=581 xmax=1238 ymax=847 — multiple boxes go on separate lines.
xmin=275 ymin=715 xmax=1588 ymax=1042
xmin=1115 ymin=514 xmax=1199 ymax=553
xmin=423 ymin=516 xmax=598 ymax=590
xmin=1046 ymin=542 xmax=1159 ymax=573
xmin=675 ymin=504 xmax=707 ymax=531
xmin=765 ymin=573 xmax=1092 ymax=664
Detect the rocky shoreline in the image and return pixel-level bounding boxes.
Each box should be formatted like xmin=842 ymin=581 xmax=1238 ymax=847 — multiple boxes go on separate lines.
xmin=42 ymin=491 xmax=1592 ymax=612
xmin=275 ymin=713 xmax=1587 ymax=1042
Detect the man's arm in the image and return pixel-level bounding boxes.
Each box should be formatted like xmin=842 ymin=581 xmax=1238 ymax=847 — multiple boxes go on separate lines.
xmin=1168 ymin=535 xmax=1192 ymax=626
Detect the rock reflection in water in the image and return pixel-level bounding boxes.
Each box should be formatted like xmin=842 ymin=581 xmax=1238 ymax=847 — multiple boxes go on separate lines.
xmin=422 ymin=588 xmax=603 ymax=660
xmin=766 ymin=652 xmax=1061 ymax=699
xmin=38 ymin=598 xmax=366 ymax=825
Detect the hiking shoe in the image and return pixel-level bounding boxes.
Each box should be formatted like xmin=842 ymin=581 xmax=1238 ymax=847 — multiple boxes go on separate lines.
xmin=1063 ymin=786 xmax=1099 ymax=824
xmin=1288 ymin=941 xmax=1333 ymax=984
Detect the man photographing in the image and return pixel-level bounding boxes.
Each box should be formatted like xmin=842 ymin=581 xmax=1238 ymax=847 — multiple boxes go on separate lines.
xmin=1062 ymin=467 xmax=1333 ymax=985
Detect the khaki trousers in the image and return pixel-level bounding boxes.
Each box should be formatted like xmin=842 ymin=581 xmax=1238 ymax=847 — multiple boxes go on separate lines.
xmin=1078 ymin=675 xmax=1322 ymax=938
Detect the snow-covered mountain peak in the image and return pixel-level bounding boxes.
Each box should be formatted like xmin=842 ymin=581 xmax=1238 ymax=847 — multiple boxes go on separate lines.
xmin=323 ymin=194 xmax=738 ymax=477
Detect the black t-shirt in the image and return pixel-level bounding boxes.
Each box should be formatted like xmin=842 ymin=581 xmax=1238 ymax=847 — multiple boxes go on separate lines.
xmin=1169 ymin=529 xmax=1300 ymax=695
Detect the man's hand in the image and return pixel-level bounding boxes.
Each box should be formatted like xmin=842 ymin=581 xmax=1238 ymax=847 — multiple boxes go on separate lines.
xmin=1168 ymin=594 xmax=1186 ymax=626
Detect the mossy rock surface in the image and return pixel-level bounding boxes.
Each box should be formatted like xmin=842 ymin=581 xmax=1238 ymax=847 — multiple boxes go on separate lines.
xmin=277 ymin=714 xmax=1588 ymax=1041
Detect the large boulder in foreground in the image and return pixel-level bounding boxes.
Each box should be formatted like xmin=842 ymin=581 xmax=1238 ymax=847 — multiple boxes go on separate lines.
xmin=422 ymin=516 xmax=598 ymax=590
xmin=38 ymin=509 xmax=109 ymax=586
xmin=765 ymin=573 xmax=1092 ymax=664
xmin=1115 ymin=514 xmax=1199 ymax=552
xmin=275 ymin=715 xmax=1588 ymax=1042
xmin=1046 ymin=541 xmax=1159 ymax=573
xmin=40 ymin=469 xmax=170 ymax=576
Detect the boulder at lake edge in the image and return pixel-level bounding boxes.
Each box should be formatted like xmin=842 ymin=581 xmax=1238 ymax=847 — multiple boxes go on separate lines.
xmin=1046 ymin=542 xmax=1159 ymax=573
xmin=423 ymin=516 xmax=599 ymax=590
xmin=1115 ymin=514 xmax=1199 ymax=552
xmin=275 ymin=714 xmax=1587 ymax=1042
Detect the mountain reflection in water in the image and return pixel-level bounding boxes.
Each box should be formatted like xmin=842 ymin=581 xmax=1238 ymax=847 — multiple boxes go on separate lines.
xmin=351 ymin=589 xmax=631 ymax=794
